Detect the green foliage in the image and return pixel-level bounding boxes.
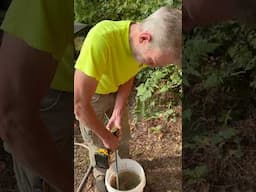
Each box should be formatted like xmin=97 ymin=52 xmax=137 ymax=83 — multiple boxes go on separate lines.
xmin=184 ymin=23 xmax=256 ymax=90
xmin=183 ymin=22 xmax=256 ymax=189
xmin=184 ymin=165 xmax=208 ymax=185
xmin=75 ymin=0 xmax=181 ymax=26
xmin=150 ymin=125 xmax=163 ymax=134
xmin=183 ymin=22 xmax=256 ymax=133
xmin=135 ymin=65 xmax=182 ymax=122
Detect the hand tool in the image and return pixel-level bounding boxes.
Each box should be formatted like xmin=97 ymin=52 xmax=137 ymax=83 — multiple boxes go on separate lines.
xmin=115 ymin=149 xmax=120 ymax=190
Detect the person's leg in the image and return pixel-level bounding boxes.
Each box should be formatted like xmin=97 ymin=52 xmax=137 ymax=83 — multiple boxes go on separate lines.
xmin=78 ymin=94 xmax=106 ymax=167
xmin=106 ymin=105 xmax=131 ymax=159
xmin=78 ymin=93 xmax=115 ymax=192
xmin=79 ymin=119 xmax=107 ymax=192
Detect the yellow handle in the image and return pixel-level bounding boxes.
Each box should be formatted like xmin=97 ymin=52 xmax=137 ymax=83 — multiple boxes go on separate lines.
xmin=97 ymin=148 xmax=109 ymax=156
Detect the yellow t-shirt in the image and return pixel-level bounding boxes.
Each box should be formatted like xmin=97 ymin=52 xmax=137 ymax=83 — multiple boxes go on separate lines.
xmin=75 ymin=20 xmax=145 ymax=94
xmin=1 ymin=0 xmax=74 ymax=92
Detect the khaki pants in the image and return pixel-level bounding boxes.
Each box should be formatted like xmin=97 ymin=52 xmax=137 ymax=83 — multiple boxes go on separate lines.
xmin=78 ymin=93 xmax=131 ymax=178
xmin=5 ymin=89 xmax=74 ymax=192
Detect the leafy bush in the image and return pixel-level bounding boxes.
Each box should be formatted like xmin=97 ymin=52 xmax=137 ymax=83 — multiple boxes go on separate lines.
xmin=183 ymin=22 xmax=256 ymax=190
xmin=135 ymin=65 xmax=181 ymax=121
xmin=75 ymin=0 xmax=181 ymax=25
xmin=183 ymin=22 xmax=256 ymax=134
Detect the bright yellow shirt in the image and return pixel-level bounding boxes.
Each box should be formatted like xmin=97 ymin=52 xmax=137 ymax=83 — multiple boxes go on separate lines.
xmin=75 ymin=20 xmax=145 ymax=94
xmin=1 ymin=0 xmax=74 ymax=92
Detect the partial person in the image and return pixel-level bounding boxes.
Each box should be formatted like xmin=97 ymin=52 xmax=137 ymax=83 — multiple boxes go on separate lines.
xmin=74 ymin=6 xmax=181 ymax=192
xmin=0 ymin=1 xmax=74 ymax=191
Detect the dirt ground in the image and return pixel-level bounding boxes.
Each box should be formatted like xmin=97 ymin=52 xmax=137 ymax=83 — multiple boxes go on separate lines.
xmin=74 ymin=105 xmax=182 ymax=192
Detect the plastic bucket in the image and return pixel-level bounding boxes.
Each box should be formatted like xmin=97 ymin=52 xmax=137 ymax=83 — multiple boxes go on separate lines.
xmin=105 ymin=159 xmax=146 ymax=192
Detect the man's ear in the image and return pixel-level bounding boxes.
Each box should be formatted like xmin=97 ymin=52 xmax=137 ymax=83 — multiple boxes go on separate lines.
xmin=138 ymin=32 xmax=152 ymax=44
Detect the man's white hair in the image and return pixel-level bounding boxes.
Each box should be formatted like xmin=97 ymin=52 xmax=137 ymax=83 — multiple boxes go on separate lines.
xmin=140 ymin=6 xmax=181 ymax=58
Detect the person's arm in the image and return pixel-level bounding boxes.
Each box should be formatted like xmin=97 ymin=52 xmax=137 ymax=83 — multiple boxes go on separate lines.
xmin=106 ymin=77 xmax=135 ymax=135
xmin=0 ymin=32 xmax=72 ymax=192
xmin=74 ymin=69 xmax=119 ymax=151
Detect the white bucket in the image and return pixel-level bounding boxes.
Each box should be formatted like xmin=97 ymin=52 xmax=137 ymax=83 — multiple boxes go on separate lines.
xmin=105 ymin=159 xmax=146 ymax=192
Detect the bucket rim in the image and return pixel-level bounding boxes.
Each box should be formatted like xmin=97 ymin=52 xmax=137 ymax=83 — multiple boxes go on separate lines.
xmin=105 ymin=158 xmax=146 ymax=192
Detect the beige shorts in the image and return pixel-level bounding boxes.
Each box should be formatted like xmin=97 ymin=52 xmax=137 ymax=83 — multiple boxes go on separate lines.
xmin=78 ymin=93 xmax=131 ymax=177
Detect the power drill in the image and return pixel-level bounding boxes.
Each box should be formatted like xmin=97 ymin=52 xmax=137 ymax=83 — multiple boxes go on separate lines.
xmin=94 ymin=147 xmax=110 ymax=169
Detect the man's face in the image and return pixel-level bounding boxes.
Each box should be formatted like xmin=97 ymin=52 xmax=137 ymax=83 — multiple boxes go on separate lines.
xmin=131 ymin=30 xmax=180 ymax=67
xmin=133 ymin=46 xmax=177 ymax=68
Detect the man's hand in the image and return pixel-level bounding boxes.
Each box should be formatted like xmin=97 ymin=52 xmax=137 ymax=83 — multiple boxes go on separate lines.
xmin=102 ymin=131 xmax=119 ymax=151
xmin=106 ymin=114 xmax=122 ymax=137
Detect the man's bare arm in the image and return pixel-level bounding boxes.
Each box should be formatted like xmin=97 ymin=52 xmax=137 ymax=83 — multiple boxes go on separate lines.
xmin=0 ymin=32 xmax=72 ymax=191
xmin=74 ymin=69 xmax=119 ymax=150
xmin=114 ymin=77 xmax=134 ymax=116
xmin=106 ymin=77 xmax=134 ymax=132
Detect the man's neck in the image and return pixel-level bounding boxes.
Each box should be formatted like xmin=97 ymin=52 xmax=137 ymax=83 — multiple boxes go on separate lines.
xmin=129 ymin=22 xmax=139 ymax=45
xmin=129 ymin=23 xmax=145 ymax=66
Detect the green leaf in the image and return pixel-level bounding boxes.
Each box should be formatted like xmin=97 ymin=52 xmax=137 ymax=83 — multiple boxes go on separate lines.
xmin=184 ymin=165 xmax=208 ymax=179
xmin=203 ymin=73 xmax=223 ymax=88
xmin=150 ymin=125 xmax=162 ymax=134
xmin=219 ymin=128 xmax=236 ymax=139
xmin=211 ymin=135 xmax=224 ymax=145
xmin=183 ymin=109 xmax=192 ymax=121
xmin=186 ymin=66 xmax=201 ymax=77
xmin=194 ymin=165 xmax=208 ymax=177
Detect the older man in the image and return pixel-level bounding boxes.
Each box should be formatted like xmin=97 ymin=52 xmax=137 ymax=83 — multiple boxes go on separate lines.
xmin=74 ymin=6 xmax=181 ymax=192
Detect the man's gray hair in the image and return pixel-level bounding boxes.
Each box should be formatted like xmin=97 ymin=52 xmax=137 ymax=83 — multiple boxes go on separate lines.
xmin=140 ymin=6 xmax=181 ymax=58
